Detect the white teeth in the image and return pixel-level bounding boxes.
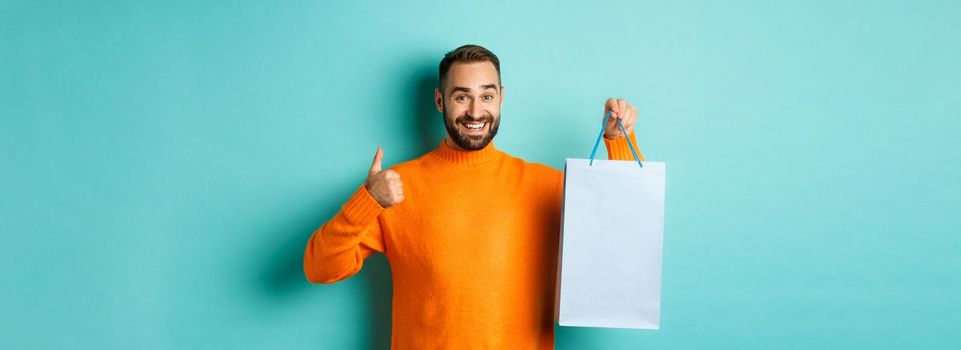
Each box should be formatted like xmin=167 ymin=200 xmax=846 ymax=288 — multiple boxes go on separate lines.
xmin=464 ymin=122 xmax=485 ymax=130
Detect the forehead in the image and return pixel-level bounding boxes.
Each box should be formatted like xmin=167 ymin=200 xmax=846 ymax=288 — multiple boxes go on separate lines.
xmin=444 ymin=61 xmax=499 ymax=89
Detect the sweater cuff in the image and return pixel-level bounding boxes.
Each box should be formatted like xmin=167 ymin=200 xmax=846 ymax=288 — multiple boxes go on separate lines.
xmin=603 ymin=131 xmax=645 ymax=161
xmin=340 ymin=185 xmax=385 ymax=225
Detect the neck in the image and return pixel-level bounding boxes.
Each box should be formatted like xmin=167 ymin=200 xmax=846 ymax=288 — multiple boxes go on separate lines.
xmin=444 ymin=136 xmax=465 ymax=151
xmin=433 ymin=137 xmax=501 ymax=166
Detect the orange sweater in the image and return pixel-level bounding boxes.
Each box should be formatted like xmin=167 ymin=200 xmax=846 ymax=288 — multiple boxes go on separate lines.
xmin=304 ymin=134 xmax=643 ymax=349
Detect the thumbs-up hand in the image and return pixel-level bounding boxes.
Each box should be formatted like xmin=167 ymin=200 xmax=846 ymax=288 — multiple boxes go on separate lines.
xmin=365 ymin=147 xmax=405 ymax=208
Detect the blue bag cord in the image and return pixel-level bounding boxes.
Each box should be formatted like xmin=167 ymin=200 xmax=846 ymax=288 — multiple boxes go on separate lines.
xmin=588 ymin=110 xmax=644 ymax=168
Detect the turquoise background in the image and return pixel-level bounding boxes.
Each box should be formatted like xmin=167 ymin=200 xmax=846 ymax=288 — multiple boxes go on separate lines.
xmin=2 ymin=0 xmax=959 ymax=348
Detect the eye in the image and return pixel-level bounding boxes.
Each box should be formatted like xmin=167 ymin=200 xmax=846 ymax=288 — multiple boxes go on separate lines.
xmin=483 ymin=95 xmax=494 ymax=100
xmin=456 ymin=95 xmax=469 ymax=102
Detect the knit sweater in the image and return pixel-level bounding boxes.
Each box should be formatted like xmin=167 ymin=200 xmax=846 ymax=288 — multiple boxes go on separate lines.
xmin=304 ymin=133 xmax=644 ymax=349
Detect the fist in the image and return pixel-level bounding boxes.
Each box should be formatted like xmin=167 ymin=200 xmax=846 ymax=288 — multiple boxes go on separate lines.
xmin=603 ymin=98 xmax=637 ymax=139
xmin=365 ymin=147 xmax=405 ymax=208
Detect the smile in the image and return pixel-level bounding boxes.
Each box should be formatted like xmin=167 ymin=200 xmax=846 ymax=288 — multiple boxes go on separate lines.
xmin=460 ymin=121 xmax=488 ymax=134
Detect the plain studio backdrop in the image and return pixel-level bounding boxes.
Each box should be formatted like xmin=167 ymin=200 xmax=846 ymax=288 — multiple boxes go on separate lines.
xmin=1 ymin=1 xmax=959 ymax=349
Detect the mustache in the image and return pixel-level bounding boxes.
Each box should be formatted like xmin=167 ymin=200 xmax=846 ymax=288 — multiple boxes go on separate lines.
xmin=454 ymin=115 xmax=494 ymax=124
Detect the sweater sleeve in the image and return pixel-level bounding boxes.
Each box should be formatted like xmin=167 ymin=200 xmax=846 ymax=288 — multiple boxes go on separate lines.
xmin=303 ymin=185 xmax=387 ymax=284
xmin=602 ymin=131 xmax=646 ymax=161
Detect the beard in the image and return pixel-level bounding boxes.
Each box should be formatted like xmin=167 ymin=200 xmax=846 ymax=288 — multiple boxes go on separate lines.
xmin=442 ymin=108 xmax=500 ymax=151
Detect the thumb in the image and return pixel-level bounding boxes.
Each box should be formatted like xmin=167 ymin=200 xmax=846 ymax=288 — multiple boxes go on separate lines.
xmin=369 ymin=146 xmax=384 ymax=175
xmin=604 ymin=99 xmax=621 ymax=120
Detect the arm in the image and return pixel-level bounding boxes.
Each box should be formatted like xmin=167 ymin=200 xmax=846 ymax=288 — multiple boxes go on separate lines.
xmin=304 ymin=147 xmax=403 ymax=284
xmin=303 ymin=186 xmax=386 ymax=284
xmin=603 ymin=132 xmax=645 ymax=161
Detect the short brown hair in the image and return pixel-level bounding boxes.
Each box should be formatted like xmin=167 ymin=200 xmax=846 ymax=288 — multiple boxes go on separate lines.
xmin=438 ymin=44 xmax=501 ymax=91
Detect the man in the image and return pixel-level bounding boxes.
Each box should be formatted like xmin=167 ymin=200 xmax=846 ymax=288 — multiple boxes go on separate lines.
xmin=304 ymin=44 xmax=643 ymax=349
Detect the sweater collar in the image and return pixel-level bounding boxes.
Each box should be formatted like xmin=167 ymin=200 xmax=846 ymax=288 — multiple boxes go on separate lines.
xmin=432 ymin=138 xmax=502 ymax=166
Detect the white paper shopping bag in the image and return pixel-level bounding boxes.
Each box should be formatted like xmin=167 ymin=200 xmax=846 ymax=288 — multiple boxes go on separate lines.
xmin=556 ymin=111 xmax=666 ymax=329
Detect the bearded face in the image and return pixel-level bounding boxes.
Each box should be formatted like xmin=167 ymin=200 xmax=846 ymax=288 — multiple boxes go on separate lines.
xmin=442 ymin=104 xmax=500 ymax=151
xmin=435 ymin=61 xmax=503 ymax=151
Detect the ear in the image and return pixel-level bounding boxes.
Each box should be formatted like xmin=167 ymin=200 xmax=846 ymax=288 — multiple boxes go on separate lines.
xmin=434 ymin=88 xmax=443 ymax=113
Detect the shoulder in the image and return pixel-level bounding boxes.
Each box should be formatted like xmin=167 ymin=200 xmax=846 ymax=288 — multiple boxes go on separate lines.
xmin=387 ymin=157 xmax=423 ymax=176
xmin=499 ymin=153 xmax=563 ymax=200
xmin=526 ymin=161 xmax=562 ymax=179
xmin=501 ymin=152 xmax=562 ymax=180
xmin=385 ymin=149 xmax=435 ymax=176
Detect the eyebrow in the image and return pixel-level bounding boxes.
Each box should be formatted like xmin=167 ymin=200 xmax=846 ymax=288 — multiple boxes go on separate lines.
xmin=451 ymin=84 xmax=499 ymax=94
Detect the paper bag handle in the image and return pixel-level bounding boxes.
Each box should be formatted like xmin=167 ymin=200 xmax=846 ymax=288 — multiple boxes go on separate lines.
xmin=589 ymin=110 xmax=644 ymax=168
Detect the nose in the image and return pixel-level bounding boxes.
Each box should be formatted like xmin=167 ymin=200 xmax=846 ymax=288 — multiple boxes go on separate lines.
xmin=468 ymin=100 xmax=483 ymax=119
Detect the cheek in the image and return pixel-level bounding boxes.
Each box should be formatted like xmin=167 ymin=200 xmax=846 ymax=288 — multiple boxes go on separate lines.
xmin=448 ymin=105 xmax=468 ymax=116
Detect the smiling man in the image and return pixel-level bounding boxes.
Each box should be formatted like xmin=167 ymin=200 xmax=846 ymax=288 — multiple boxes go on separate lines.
xmin=304 ymin=44 xmax=644 ymax=349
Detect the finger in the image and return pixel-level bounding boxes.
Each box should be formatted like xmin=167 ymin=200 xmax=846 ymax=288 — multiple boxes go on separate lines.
xmin=388 ymin=174 xmax=402 ymax=185
xmin=605 ymin=98 xmax=621 ymax=121
xmin=390 ymin=190 xmax=404 ymax=202
xmin=626 ymin=105 xmax=638 ymax=131
xmin=617 ymin=99 xmax=627 ymax=120
xmin=369 ymin=146 xmax=383 ymax=175
xmin=605 ymin=98 xmax=617 ymax=114
xmin=605 ymin=99 xmax=619 ymax=123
